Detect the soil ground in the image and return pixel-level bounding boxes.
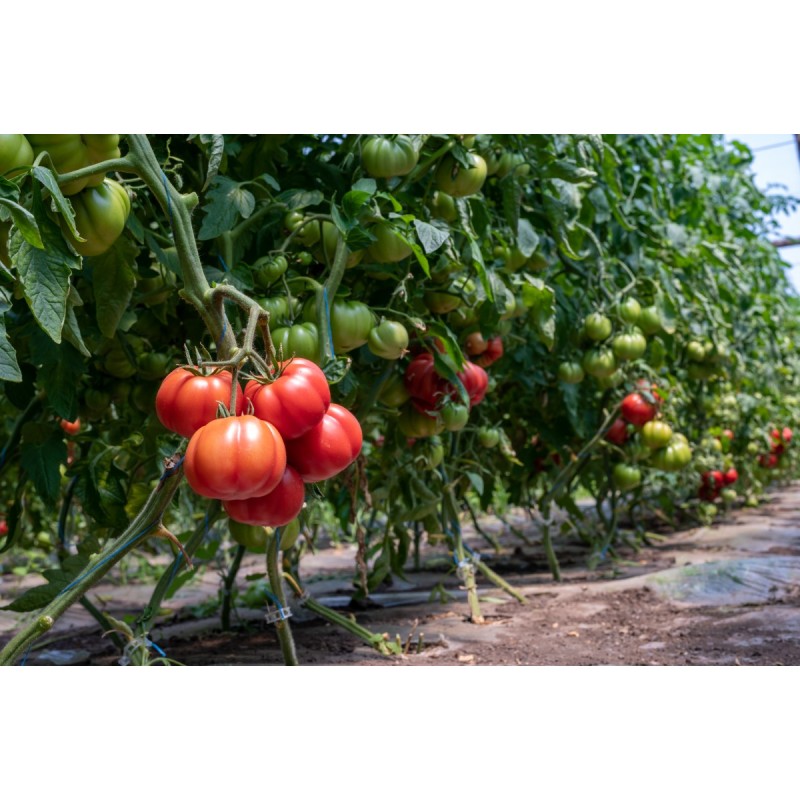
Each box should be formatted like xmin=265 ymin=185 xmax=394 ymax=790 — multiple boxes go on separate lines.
xmin=3 ymin=484 xmax=800 ymax=666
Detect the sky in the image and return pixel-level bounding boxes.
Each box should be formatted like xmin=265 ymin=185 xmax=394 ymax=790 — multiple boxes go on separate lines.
xmin=725 ymin=134 xmax=800 ymax=292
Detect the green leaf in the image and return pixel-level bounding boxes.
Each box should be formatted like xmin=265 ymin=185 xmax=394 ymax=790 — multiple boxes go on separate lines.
xmin=198 ymin=177 xmax=254 ymax=240
xmin=92 ymin=238 xmax=139 ymax=337
xmin=466 ymin=239 xmax=493 ymax=302
xmin=31 ymin=165 xmax=81 ymax=239
xmin=543 ymin=161 xmax=597 ymax=183
xmin=62 ymin=300 xmax=91 ymax=359
xmin=413 ymin=220 xmax=449 ymax=254
xmin=20 ymin=423 xmax=67 ymax=504
xmin=427 ymin=321 xmax=466 ymax=371
xmin=8 ymin=192 xmax=80 ymax=344
xmin=502 ymin=179 xmax=522 ymax=233
xmin=432 ymin=349 xmax=469 ymax=406
xmin=259 ymin=173 xmax=280 ymax=192
xmin=0 ymin=198 xmax=43 ymax=248
xmin=352 ymin=178 xmax=377 ymax=194
xmin=0 ymin=176 xmax=19 ymax=204
xmin=522 ymin=277 xmax=556 ymax=349
xmin=516 ymin=218 xmax=540 ymax=258
xmin=343 ymin=187 xmax=375 ymax=218
xmin=277 ymin=188 xmax=324 ymax=211
xmin=466 ymin=471 xmax=484 ymax=496
xmin=202 ymin=135 xmax=225 ymax=191
xmin=407 ymin=240 xmax=430 ymax=278
xmin=0 ymin=316 xmax=22 ymax=382
xmin=40 ymin=342 xmax=85 ymax=420
xmin=1 ymin=553 xmax=90 ymax=612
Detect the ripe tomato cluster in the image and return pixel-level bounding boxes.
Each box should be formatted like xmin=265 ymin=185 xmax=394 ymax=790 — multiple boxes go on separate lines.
xmin=698 ymin=468 xmax=738 ymax=502
xmin=759 ymin=427 xmax=793 ymax=469
xmin=156 ymin=359 xmax=362 ymax=529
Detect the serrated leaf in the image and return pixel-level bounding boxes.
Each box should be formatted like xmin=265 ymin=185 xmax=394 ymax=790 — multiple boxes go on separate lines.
xmin=276 ymin=188 xmax=324 ymax=211
xmin=342 ymin=189 xmax=374 ymax=219
xmin=413 ymin=220 xmax=449 ymax=254
xmin=92 ymin=238 xmax=139 ymax=337
xmin=516 ymin=218 xmax=539 ymax=258
xmin=63 ymin=302 xmax=90 ymax=359
xmin=543 ymin=161 xmax=597 ymax=183
xmin=0 ymin=316 xmax=22 ymax=382
xmin=0 ymin=176 xmax=19 ymax=203
xmin=198 ymin=177 xmax=250 ymax=240
xmin=522 ymin=278 xmax=556 ymax=349
xmin=8 ymin=193 xmax=80 ymax=343
xmin=31 ymin=165 xmax=81 ymax=239
xmin=2 ymin=583 xmax=62 ymax=612
xmin=20 ymin=424 xmax=67 ymax=504
xmin=0 ymin=199 xmax=43 ymax=249
xmin=352 ymin=178 xmax=377 ymax=195
xmin=202 ymin=135 xmax=225 ymax=191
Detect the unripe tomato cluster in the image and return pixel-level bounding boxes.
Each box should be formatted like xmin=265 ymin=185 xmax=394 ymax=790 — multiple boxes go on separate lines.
xmin=156 ymin=360 xmax=362 ymax=532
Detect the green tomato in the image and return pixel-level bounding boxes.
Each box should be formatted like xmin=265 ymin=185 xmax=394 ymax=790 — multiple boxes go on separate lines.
xmin=617 ymin=297 xmax=642 ymax=325
xmin=303 ymin=298 xmax=375 ymax=353
xmin=583 ymin=312 xmax=612 ymax=341
xmin=495 ymin=151 xmax=530 ymax=179
xmin=413 ymin=436 xmax=445 ymax=470
xmin=611 ymin=328 xmax=647 ymax=361
xmin=361 ymin=135 xmax=418 ymax=178
xmin=650 ymin=436 xmax=692 ymax=472
xmin=398 ymin=406 xmax=444 ymax=438
xmin=0 ymin=134 xmax=34 ymax=177
xmin=316 ymin=222 xmax=363 ymax=269
xmin=27 ymin=134 xmax=120 ymax=195
xmin=687 ymin=362 xmax=715 ymax=381
xmin=295 ymin=251 xmax=314 ymax=266
xmin=612 ymin=463 xmax=642 ymax=491
xmin=582 ymin=347 xmax=617 ymax=378
xmin=367 ymin=320 xmax=409 ymax=360
xmin=557 ymin=361 xmax=585 ymax=384
xmin=272 ymin=322 xmax=320 ymax=362
xmin=424 ymin=291 xmax=462 ymax=315
xmin=63 ymin=179 xmax=131 ymax=257
xmin=686 ymin=341 xmax=707 ymax=362
xmin=430 ymin=191 xmax=457 ymax=222
xmin=435 ymin=153 xmax=488 ymax=198
xmin=641 ymin=420 xmax=673 ymax=449
xmin=478 ymin=427 xmax=501 ymax=449
xmin=253 ymin=255 xmax=288 ymax=289
xmin=441 ymin=403 xmax=469 ymax=431
xmin=137 ymin=352 xmax=171 ymax=381
xmin=379 ymin=373 xmax=411 ymax=407
xmin=131 ymin=382 xmax=158 ymax=413
xmin=284 ymin=211 xmax=321 ymax=248
xmin=257 ymin=296 xmax=298 ymax=330
xmin=84 ymin=389 xmax=111 ymax=419
xmin=721 ymin=488 xmax=737 ymax=503
xmin=597 ymin=370 xmax=624 ymax=390
xmin=228 ymin=519 xmax=268 ymax=552
xmin=138 ymin=266 xmax=177 ymax=306
xmin=366 ymin=221 xmax=412 ymax=263
xmin=637 ymin=305 xmax=662 ymax=335
xmin=103 ymin=344 xmax=137 ymax=378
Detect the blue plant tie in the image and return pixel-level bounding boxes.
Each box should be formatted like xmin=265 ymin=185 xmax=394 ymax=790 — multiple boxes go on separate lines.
xmin=322 ymin=286 xmax=334 ymax=356
xmin=216 ymin=316 xmax=228 ymax=352
xmin=217 ymin=254 xmax=230 ymax=272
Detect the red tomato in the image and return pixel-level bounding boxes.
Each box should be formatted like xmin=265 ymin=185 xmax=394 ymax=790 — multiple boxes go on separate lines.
xmin=405 ymin=353 xmax=449 ymax=407
xmin=722 ymin=429 xmax=734 ymax=441
xmin=621 ymin=393 xmax=657 ymax=427
xmin=605 ymin=418 xmax=629 ymax=446
xmin=156 ymin=368 xmax=244 ymax=439
xmin=60 ymin=418 xmax=81 ymax=435
xmin=702 ymin=470 xmax=724 ymax=488
xmin=223 ymin=466 xmax=305 ymax=527
xmin=0 ymin=519 xmax=8 ymax=537
xmin=285 ymin=404 xmax=362 ymax=482
xmin=184 ymin=415 xmax=286 ymax=500
xmin=459 ymin=361 xmax=489 ymax=406
xmin=245 ymin=358 xmax=330 ymax=441
xmin=723 ymin=468 xmax=738 ymax=485
xmin=476 ymin=337 xmax=504 ymax=368
xmin=782 ymin=427 xmax=793 ymax=444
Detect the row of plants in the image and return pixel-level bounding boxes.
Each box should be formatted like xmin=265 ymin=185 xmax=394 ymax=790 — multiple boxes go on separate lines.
xmin=0 ymin=133 xmax=797 ymax=664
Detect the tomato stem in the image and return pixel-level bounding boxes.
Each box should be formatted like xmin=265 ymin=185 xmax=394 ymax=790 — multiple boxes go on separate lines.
xmin=266 ymin=534 xmax=299 ymax=666
xmin=221 ymin=543 xmax=246 ymax=631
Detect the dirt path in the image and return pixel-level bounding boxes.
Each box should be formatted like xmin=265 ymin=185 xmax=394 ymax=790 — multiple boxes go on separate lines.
xmin=3 ymin=485 xmax=800 ymax=665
